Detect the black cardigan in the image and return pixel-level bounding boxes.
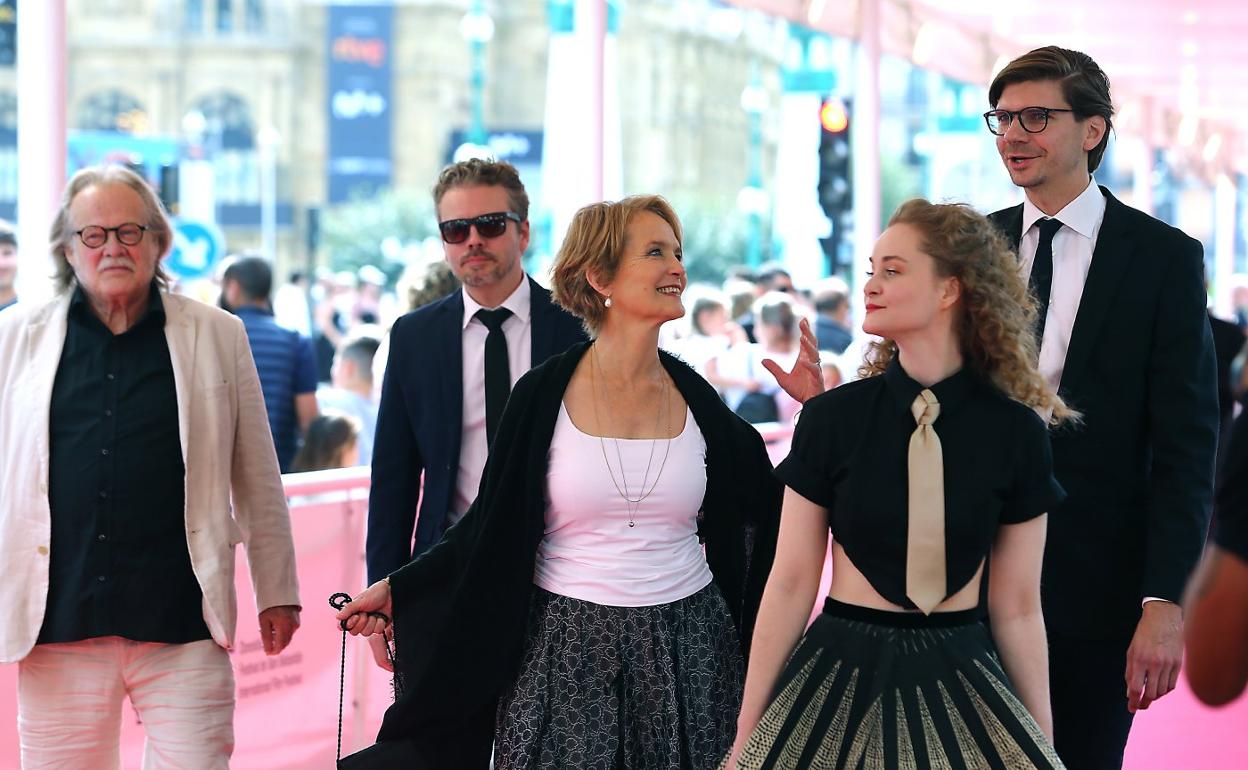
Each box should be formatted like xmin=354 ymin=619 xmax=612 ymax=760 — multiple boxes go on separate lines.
xmin=374 ymin=341 xmax=782 ymax=767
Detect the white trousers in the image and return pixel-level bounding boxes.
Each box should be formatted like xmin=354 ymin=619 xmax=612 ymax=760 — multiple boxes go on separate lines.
xmin=17 ymin=637 xmax=235 ymax=770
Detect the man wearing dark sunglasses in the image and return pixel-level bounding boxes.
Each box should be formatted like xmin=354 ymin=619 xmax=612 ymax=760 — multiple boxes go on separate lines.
xmin=986 ymin=47 xmax=1218 ymax=770
xmin=365 ymin=159 xmax=586 ymax=670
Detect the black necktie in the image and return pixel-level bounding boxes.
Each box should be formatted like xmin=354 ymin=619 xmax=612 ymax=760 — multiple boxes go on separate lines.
xmin=476 ymin=307 xmax=513 ymax=446
xmin=1029 ymin=217 xmax=1064 ymax=345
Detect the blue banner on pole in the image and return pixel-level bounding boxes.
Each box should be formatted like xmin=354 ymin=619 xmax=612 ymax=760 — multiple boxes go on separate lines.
xmin=445 ymin=130 xmax=544 ymax=166
xmin=327 ymin=3 xmax=394 ymax=204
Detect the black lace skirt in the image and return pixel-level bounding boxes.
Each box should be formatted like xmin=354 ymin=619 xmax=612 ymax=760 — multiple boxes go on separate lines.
xmin=726 ymin=599 xmax=1066 ymax=770
xmin=494 ymin=582 xmax=744 ymax=770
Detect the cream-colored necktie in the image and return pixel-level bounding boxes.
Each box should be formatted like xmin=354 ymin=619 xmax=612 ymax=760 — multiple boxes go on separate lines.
xmin=907 ymin=389 xmax=946 ymax=614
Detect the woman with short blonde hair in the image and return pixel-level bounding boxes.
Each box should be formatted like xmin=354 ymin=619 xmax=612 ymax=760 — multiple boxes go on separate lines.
xmin=551 ymin=194 xmax=682 ymax=335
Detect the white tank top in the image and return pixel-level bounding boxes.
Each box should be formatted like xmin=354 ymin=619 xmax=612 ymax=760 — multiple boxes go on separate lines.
xmin=536 ymin=402 xmax=713 ymax=606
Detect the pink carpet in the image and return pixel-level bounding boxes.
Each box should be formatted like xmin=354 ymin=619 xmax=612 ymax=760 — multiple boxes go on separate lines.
xmin=1122 ymin=679 xmax=1248 ymax=768
xmin=3 ymin=642 xmax=1247 ymax=768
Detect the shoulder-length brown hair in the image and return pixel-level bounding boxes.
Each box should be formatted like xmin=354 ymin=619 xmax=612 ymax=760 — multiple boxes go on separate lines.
xmin=860 ymin=199 xmax=1076 ymax=425
xmin=550 ymin=195 xmax=682 ymax=336
xmin=291 ymin=412 xmax=361 ymax=472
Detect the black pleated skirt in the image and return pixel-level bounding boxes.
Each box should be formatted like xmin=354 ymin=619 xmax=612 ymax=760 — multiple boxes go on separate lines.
xmin=494 ymin=583 xmax=744 ymax=770
xmin=725 ymin=599 xmax=1065 ymax=770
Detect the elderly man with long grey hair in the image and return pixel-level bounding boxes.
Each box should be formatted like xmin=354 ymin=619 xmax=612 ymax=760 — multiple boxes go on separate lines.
xmin=0 ymin=164 xmax=300 ymax=768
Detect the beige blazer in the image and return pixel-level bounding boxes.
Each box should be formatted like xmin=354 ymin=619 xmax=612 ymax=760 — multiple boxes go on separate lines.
xmin=0 ymin=290 xmax=300 ymax=663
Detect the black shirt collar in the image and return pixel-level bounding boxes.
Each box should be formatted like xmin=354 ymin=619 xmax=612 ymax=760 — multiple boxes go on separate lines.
xmin=68 ymin=282 xmax=167 ymax=333
xmin=882 ymin=355 xmax=975 ymax=419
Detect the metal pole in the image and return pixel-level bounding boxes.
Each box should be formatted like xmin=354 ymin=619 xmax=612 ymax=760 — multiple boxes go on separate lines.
xmin=468 ymin=0 xmax=487 ymax=146
xmin=1213 ymin=173 xmax=1236 ymax=315
xmin=746 ymin=62 xmax=763 ymax=268
xmin=16 ymin=0 xmax=67 ymax=303
xmin=579 ymin=0 xmax=605 ymax=201
xmin=851 ymin=0 xmax=882 ymax=325
xmin=1132 ymin=98 xmax=1156 ymax=217
xmin=258 ymin=127 xmax=278 ymax=262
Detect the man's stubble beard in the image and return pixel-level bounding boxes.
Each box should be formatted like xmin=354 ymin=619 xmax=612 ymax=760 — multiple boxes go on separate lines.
xmin=458 ymin=251 xmax=517 ymax=288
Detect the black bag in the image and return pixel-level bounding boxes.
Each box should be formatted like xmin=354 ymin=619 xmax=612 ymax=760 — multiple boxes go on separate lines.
xmin=330 ymin=593 xmax=422 ymax=768
xmin=733 ymin=353 xmax=779 ymax=423
xmin=734 ymin=391 xmax=779 ymax=424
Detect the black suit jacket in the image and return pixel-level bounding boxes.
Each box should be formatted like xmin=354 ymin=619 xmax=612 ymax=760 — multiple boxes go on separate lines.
xmin=990 ymin=187 xmax=1219 ymax=640
xmin=1208 ymin=312 xmax=1245 ymax=444
xmin=366 ymin=277 xmax=587 ymax=583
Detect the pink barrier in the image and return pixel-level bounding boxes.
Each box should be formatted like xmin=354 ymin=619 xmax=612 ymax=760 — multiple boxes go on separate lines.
xmin=0 ymin=467 xmax=392 ymax=769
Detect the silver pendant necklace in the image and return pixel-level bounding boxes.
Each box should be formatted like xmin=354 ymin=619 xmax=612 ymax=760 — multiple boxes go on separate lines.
xmin=590 ymin=345 xmax=673 ymax=527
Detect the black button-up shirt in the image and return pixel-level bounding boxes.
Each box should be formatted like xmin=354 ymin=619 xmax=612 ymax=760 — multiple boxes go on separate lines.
xmin=777 ymin=357 xmax=1065 ymax=610
xmin=39 ymin=284 xmax=210 ymax=645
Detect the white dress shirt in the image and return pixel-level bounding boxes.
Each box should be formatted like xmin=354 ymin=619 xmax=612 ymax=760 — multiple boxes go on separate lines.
xmin=453 ymin=278 xmax=532 ymax=522
xmin=1018 ymin=176 xmax=1107 ymax=391
xmin=1017 ymin=179 xmax=1166 ymax=608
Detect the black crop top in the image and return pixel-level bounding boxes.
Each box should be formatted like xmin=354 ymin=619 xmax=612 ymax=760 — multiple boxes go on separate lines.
xmin=775 ymin=358 xmax=1065 ymax=610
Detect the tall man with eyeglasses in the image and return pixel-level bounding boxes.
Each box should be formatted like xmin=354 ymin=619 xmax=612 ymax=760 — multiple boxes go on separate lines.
xmin=0 ymin=165 xmax=300 ymax=767
xmin=365 ymin=159 xmax=586 ymax=670
xmin=984 ymin=47 xmax=1218 ymax=769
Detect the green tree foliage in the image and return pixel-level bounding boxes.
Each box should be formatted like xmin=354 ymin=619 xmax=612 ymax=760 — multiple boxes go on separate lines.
xmin=319 ymin=189 xmax=437 ymax=284
xmin=879 ymin=153 xmax=922 ymax=228
xmin=670 ymin=196 xmax=769 ymax=286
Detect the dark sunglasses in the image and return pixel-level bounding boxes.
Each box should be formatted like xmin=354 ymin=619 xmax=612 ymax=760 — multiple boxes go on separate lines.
xmin=438 ymin=211 xmax=522 ymax=244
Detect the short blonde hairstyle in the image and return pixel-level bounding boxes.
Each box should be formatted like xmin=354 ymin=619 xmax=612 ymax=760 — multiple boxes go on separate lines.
xmin=550 ymin=195 xmax=683 ymax=336
xmin=432 ymin=158 xmax=529 ymax=220
xmin=49 ymin=165 xmax=174 ymax=294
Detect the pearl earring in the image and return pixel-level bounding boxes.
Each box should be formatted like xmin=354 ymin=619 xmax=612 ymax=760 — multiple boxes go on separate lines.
xmin=604 ymin=296 xmax=613 ymax=308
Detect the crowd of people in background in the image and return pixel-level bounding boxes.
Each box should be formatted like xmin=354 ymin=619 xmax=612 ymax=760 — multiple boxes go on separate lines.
xmin=211 ymin=250 xmax=1248 ymax=473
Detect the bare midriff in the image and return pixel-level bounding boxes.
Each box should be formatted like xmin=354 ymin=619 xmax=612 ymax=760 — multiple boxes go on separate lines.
xmin=826 ymin=541 xmax=985 ymax=613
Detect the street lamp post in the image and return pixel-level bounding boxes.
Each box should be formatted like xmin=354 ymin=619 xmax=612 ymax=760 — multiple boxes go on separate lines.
xmin=456 ymin=0 xmax=494 ymax=161
xmin=739 ymin=63 xmax=769 ymax=268
xmin=179 ymin=110 xmax=218 ymax=224
xmin=257 ymin=125 xmax=280 ymax=261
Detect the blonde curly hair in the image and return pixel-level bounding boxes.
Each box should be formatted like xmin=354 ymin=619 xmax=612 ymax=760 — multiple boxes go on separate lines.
xmin=860 ymin=199 xmax=1077 ymax=425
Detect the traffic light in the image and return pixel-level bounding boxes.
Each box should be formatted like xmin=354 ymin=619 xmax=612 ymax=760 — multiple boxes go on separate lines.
xmin=159 ymin=163 xmax=179 ymax=216
xmin=817 ymin=98 xmax=852 ymax=269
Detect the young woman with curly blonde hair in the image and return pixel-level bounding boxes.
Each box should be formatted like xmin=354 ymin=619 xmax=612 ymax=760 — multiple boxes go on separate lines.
xmin=725 ymin=199 xmax=1072 ymax=769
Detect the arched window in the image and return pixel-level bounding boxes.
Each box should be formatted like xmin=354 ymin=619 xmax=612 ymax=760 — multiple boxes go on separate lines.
xmin=184 ymin=92 xmax=260 ymax=204
xmin=76 ymin=90 xmax=149 ymax=134
xmin=187 ymin=92 xmax=255 ymax=149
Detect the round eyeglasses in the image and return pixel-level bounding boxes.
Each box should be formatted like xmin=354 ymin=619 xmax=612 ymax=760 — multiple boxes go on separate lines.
xmin=983 ymin=107 xmax=1075 ymax=136
xmin=74 ymin=223 xmax=149 ymax=248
